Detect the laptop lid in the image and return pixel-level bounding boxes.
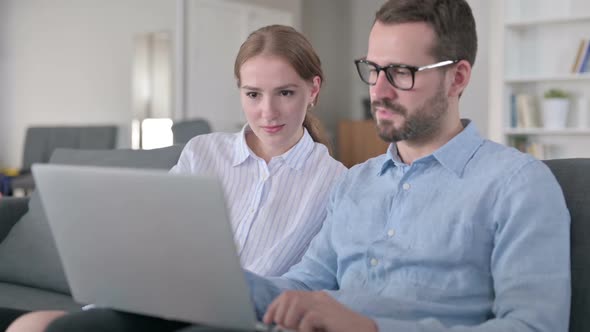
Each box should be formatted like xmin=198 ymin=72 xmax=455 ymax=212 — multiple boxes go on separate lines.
xmin=32 ymin=164 xmax=258 ymax=331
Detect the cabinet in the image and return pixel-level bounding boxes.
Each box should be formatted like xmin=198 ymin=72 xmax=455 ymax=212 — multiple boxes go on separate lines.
xmin=338 ymin=120 xmax=389 ymax=168
xmin=489 ymin=0 xmax=590 ymax=159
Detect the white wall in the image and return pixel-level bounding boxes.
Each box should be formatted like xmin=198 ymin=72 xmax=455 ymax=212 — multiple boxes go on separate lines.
xmin=234 ymin=0 xmax=302 ymax=29
xmin=0 ymin=0 xmax=176 ymax=168
xmin=0 ymin=0 xmax=492 ymax=168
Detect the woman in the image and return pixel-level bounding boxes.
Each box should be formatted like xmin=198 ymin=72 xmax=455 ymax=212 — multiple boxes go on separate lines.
xmin=5 ymin=24 xmax=346 ymax=332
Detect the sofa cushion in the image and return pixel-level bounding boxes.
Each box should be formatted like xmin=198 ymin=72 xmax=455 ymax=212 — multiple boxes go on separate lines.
xmin=0 ymin=145 xmax=183 ymax=295
xmin=0 ymin=282 xmax=81 ymax=311
xmin=543 ymin=158 xmax=590 ymax=332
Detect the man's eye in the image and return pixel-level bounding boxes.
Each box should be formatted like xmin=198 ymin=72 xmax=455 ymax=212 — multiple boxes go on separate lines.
xmin=279 ymin=90 xmax=294 ymax=97
xmin=392 ymin=68 xmax=411 ymax=77
xmin=246 ymin=92 xmax=259 ymax=99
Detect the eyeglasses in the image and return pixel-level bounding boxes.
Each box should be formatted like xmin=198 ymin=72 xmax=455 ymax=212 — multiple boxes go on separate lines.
xmin=354 ymin=59 xmax=459 ymax=90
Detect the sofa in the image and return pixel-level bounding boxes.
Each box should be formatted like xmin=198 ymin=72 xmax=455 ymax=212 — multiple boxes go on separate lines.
xmin=0 ymin=145 xmax=183 ymax=311
xmin=5 ymin=125 xmax=119 ymax=195
xmin=0 ymin=150 xmax=588 ymax=331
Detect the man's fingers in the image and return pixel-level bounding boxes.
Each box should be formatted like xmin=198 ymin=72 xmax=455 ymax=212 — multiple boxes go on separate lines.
xmin=263 ymin=298 xmax=279 ymax=324
xmin=282 ymin=299 xmax=305 ymax=328
xmin=298 ymin=311 xmax=325 ymax=332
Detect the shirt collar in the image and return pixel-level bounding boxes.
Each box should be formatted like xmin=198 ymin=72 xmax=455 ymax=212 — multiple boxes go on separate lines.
xmin=232 ymin=124 xmax=252 ymax=166
xmin=379 ymin=119 xmax=484 ymax=178
xmin=232 ymin=124 xmax=315 ymax=171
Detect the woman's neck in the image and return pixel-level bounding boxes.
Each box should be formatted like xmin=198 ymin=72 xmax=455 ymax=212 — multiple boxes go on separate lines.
xmin=245 ymin=127 xmax=304 ymax=163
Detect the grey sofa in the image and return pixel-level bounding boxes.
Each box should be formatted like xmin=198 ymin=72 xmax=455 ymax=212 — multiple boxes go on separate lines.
xmin=5 ymin=125 xmax=119 ymax=195
xmin=0 ymin=145 xmax=183 ymax=311
xmin=0 ymin=153 xmax=587 ymax=332
xmin=171 ymin=118 xmax=211 ymax=144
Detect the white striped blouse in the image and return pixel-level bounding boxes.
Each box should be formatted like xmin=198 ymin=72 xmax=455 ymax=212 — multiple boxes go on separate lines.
xmin=169 ymin=126 xmax=347 ymax=277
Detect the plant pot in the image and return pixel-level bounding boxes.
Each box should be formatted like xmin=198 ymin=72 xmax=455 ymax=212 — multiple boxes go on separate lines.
xmin=541 ymin=99 xmax=570 ymax=129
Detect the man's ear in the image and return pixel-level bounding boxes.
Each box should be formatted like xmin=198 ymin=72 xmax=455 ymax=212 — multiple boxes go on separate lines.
xmin=448 ymin=60 xmax=471 ymax=98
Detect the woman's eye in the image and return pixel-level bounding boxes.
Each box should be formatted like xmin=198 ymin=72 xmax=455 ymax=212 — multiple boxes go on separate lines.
xmin=246 ymin=92 xmax=259 ymax=99
xmin=279 ymin=90 xmax=294 ymax=97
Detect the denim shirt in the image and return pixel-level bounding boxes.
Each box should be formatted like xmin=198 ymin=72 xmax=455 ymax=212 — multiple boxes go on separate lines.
xmin=247 ymin=120 xmax=571 ymax=332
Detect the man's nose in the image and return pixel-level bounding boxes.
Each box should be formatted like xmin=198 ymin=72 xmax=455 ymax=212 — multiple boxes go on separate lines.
xmin=370 ymin=71 xmax=398 ymax=102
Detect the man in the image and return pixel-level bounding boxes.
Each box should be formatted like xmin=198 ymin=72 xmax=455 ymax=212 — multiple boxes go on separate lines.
xmin=250 ymin=0 xmax=570 ymax=331
xmin=44 ymin=0 xmax=570 ymax=331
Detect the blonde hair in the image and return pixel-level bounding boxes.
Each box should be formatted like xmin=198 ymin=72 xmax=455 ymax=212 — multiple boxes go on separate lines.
xmin=234 ymin=25 xmax=332 ymax=153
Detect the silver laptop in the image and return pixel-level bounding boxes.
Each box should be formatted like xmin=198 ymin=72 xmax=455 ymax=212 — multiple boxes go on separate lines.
xmin=32 ymin=164 xmax=285 ymax=332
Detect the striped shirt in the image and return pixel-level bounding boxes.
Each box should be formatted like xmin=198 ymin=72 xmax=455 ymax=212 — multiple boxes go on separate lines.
xmin=169 ymin=126 xmax=347 ymax=277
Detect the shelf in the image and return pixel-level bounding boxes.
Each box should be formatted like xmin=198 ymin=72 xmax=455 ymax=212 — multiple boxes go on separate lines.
xmin=504 ymin=73 xmax=590 ymax=83
xmin=504 ymin=128 xmax=590 ymax=136
xmin=505 ymin=14 xmax=590 ymax=28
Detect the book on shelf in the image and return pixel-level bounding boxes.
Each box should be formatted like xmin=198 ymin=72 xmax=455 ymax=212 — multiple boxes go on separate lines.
xmin=511 ymin=93 xmax=538 ymax=128
xmin=572 ymin=39 xmax=590 ymax=73
xmin=510 ymin=136 xmax=550 ymax=160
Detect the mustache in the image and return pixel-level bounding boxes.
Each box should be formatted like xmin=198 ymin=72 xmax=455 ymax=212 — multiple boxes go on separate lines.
xmin=371 ymin=99 xmax=407 ymax=116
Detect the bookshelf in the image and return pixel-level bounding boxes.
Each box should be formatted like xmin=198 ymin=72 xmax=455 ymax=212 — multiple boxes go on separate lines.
xmin=489 ymin=0 xmax=590 ymax=159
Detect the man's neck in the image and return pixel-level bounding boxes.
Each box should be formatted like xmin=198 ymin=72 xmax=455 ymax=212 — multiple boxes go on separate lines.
xmin=396 ymin=119 xmax=464 ymax=165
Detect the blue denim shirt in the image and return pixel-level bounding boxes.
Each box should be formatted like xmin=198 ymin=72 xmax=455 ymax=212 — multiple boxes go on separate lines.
xmin=246 ymin=120 xmax=571 ymax=332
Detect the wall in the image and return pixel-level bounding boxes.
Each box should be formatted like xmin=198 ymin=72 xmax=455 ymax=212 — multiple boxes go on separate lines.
xmin=0 ymin=0 xmax=176 ymax=168
xmin=235 ymin=0 xmax=302 ymax=29
xmin=301 ymin=0 xmax=352 ymax=143
xmin=0 ymin=0 xmax=492 ymax=168
xmin=464 ymin=0 xmax=490 ymax=137
xmin=349 ymin=0 xmax=385 ymax=121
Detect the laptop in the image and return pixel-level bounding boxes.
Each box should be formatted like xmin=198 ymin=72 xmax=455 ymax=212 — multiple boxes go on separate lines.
xmin=32 ymin=164 xmax=288 ymax=332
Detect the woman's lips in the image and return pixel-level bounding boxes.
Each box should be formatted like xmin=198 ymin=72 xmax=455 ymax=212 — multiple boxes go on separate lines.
xmin=261 ymin=125 xmax=285 ymax=134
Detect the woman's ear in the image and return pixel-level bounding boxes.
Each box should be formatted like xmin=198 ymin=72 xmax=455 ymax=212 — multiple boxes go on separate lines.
xmin=310 ymin=76 xmax=322 ymax=103
xmin=448 ymin=60 xmax=471 ymax=98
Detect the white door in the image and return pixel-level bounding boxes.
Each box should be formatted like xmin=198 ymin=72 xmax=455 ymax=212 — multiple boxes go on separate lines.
xmin=182 ymin=0 xmax=293 ymax=132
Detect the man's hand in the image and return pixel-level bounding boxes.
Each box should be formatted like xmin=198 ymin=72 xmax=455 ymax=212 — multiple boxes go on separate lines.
xmin=263 ymin=290 xmax=378 ymax=332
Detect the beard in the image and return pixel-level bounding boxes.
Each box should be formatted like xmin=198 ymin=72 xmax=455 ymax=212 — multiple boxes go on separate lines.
xmin=371 ymin=83 xmax=448 ymax=143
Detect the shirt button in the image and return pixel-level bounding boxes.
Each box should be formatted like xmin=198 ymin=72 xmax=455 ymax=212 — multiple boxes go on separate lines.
xmin=402 ymin=183 xmax=411 ymax=190
xmin=387 ymin=229 xmax=395 ymax=237
xmin=370 ymin=258 xmax=378 ymax=266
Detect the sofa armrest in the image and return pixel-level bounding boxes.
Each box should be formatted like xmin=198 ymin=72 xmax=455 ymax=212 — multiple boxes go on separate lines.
xmin=0 ymin=197 xmax=30 ymax=242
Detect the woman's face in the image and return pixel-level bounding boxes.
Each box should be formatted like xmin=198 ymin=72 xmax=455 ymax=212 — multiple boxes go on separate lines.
xmin=239 ymin=54 xmax=320 ymax=158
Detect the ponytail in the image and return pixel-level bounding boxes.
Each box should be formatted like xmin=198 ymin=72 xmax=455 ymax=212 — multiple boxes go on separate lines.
xmin=303 ymin=112 xmax=333 ymax=156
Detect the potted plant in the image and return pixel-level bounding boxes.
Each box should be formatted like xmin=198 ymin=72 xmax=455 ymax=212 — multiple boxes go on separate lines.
xmin=541 ymin=88 xmax=570 ymax=129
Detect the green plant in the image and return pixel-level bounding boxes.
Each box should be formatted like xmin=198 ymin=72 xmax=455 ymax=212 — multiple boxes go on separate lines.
xmin=544 ymin=88 xmax=569 ymax=99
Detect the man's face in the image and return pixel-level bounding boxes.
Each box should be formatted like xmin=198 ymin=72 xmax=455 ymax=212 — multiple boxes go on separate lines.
xmin=367 ymin=21 xmax=450 ymax=143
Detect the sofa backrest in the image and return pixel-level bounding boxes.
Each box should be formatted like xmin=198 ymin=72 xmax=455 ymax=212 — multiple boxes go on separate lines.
xmin=22 ymin=126 xmax=118 ymax=171
xmin=543 ymin=158 xmax=590 ymax=332
xmin=0 ymin=145 xmax=184 ymax=295
xmin=171 ymin=118 xmax=211 ymax=144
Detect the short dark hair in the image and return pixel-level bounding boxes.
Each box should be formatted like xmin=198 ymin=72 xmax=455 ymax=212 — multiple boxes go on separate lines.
xmin=375 ymin=0 xmax=477 ymax=67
